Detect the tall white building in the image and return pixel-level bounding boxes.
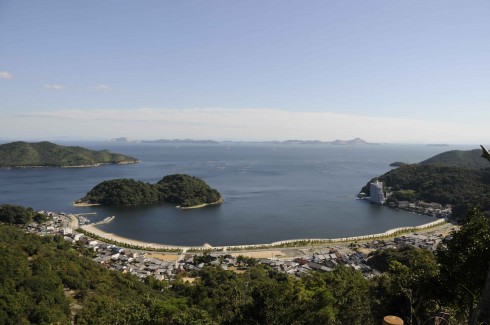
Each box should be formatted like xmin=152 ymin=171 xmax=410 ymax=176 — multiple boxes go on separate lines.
xmin=369 ymin=180 xmax=385 ymax=204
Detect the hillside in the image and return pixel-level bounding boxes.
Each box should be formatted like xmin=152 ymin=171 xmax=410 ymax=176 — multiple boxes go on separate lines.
xmin=77 ymin=174 xmax=222 ymax=208
xmin=419 ymin=149 xmax=488 ymax=169
xmin=361 ymin=164 xmax=490 ymax=206
xmin=1 ymin=205 xmax=488 ymax=324
xmin=360 ymin=148 xmax=490 ymax=217
xmin=0 ymin=141 xmax=139 ymax=167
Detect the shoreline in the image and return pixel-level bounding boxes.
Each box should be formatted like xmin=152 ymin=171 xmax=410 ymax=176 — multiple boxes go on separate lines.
xmin=79 ymin=217 xmax=449 ymax=252
xmin=73 ymin=202 xmax=101 ymax=207
xmin=177 ymin=198 xmax=224 ymax=210
xmin=1 ymin=160 xmax=139 ymax=169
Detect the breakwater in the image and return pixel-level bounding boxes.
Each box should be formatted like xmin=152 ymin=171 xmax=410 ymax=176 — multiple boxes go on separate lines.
xmin=90 ymin=216 xmax=115 ymax=226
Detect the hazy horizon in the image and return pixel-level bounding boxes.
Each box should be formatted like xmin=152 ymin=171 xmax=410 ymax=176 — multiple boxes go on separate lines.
xmin=2 ymin=1 xmax=489 ymax=143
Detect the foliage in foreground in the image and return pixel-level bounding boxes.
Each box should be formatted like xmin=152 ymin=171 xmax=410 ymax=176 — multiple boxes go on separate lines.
xmin=1 ymin=207 xmax=489 ymax=324
xmin=0 ymin=204 xmax=50 ymax=224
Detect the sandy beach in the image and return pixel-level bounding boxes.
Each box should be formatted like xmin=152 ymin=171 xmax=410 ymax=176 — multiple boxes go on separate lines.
xmin=73 ymin=202 xmax=100 ymax=207
xmin=80 ymin=223 xmax=185 ymax=250
xmin=178 ymin=198 xmax=225 ymax=210
xmin=79 ymin=217 xmax=456 ymax=254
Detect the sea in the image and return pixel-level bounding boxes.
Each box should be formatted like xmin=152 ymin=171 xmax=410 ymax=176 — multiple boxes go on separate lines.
xmin=0 ymin=142 xmax=475 ymax=246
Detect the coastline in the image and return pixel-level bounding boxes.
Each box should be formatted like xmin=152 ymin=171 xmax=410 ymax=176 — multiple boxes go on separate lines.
xmin=73 ymin=202 xmax=101 ymax=207
xmin=1 ymin=160 xmax=139 ymax=169
xmin=79 ymin=223 xmax=184 ymax=251
xmin=79 ymin=217 xmax=449 ymax=252
xmin=177 ymin=198 xmax=224 ymax=210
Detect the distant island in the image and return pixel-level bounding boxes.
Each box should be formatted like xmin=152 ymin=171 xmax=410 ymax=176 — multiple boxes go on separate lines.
xmin=0 ymin=141 xmax=139 ymax=168
xmin=389 ymin=162 xmax=407 ymax=167
xmin=426 ymin=144 xmax=450 ymax=147
xmin=330 ymin=138 xmax=379 ymax=145
xmin=132 ymin=137 xmax=378 ymax=145
xmin=360 ymin=148 xmax=490 ymax=219
xmin=109 ymin=137 xmax=138 ymax=143
xmin=76 ymin=174 xmax=223 ymax=208
xmin=142 ymin=139 xmax=220 ymax=144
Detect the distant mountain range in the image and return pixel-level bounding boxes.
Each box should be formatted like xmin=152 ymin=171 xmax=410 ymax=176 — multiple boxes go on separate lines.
xmin=142 ymin=139 xmax=219 ymax=144
xmin=115 ymin=137 xmax=378 ymax=145
xmin=0 ymin=141 xmax=139 ymax=167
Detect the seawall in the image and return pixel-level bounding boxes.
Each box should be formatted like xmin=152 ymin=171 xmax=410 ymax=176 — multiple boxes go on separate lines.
xmin=78 ymin=217 xmax=447 ymax=253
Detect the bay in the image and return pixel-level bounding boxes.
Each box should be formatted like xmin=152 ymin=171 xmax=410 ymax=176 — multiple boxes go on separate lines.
xmin=0 ymin=142 xmax=474 ymax=246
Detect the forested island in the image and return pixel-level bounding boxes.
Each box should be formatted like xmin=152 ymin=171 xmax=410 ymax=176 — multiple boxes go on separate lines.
xmin=361 ymin=148 xmax=490 ymax=218
xmin=0 ymin=141 xmax=139 ymax=167
xmin=76 ymin=174 xmax=223 ymax=208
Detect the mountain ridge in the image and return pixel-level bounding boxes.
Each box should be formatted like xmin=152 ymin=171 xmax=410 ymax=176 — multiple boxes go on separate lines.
xmin=0 ymin=141 xmax=139 ymax=167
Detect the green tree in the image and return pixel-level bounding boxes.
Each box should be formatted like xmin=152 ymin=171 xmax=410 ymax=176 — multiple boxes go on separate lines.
xmin=437 ymin=207 xmax=490 ymax=322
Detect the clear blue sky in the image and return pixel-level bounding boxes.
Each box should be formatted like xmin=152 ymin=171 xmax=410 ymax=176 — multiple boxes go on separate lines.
xmin=1 ymin=1 xmax=490 ymax=142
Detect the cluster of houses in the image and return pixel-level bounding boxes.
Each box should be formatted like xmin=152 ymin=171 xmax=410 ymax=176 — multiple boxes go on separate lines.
xmin=388 ymin=200 xmax=452 ymax=218
xmin=22 ymin=211 xmax=451 ymax=282
xmin=25 ymin=211 xmax=74 ymax=236
xmin=91 ymin=245 xmax=177 ymax=280
xmin=258 ymin=249 xmax=375 ymax=278
xmin=361 ymin=232 xmax=445 ymax=252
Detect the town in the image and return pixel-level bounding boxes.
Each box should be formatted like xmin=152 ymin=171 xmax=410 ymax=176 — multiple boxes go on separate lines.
xmin=23 ymin=210 xmax=454 ymax=282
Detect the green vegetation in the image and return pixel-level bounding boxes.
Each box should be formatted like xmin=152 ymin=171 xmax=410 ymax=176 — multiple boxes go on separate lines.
xmin=389 ymin=161 xmax=407 ymax=167
xmin=420 ymin=149 xmax=488 ymax=169
xmin=0 ymin=204 xmax=50 ymax=224
xmin=361 ymin=164 xmax=490 ymax=218
xmin=362 ymin=148 xmax=490 ymax=217
xmin=0 ymin=141 xmax=138 ymax=167
xmin=78 ymin=174 xmax=222 ymax=207
xmin=1 ymin=204 xmax=490 ymax=324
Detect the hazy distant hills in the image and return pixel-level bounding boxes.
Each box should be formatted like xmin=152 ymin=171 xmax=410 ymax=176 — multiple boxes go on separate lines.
xmin=119 ymin=137 xmax=378 ymax=145
xmin=0 ymin=141 xmax=139 ymax=167
xmin=330 ymin=138 xmax=378 ymax=145
xmin=142 ymin=139 xmax=219 ymax=144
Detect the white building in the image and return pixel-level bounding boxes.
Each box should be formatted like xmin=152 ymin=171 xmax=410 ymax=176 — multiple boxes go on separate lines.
xmin=369 ymin=180 xmax=385 ymax=204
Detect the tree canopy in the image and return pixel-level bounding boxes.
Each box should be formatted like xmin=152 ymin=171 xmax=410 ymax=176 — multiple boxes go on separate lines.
xmin=78 ymin=174 xmax=222 ymax=208
xmin=0 ymin=141 xmax=138 ymax=167
xmin=1 ymin=206 xmax=490 ymax=324
xmin=0 ymin=204 xmax=48 ymax=224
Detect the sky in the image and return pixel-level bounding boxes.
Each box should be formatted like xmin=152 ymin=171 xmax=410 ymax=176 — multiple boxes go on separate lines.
xmin=1 ymin=1 xmax=490 ymax=143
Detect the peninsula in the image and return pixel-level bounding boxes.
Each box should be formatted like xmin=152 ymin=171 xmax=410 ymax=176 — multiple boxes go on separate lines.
xmin=76 ymin=174 xmax=223 ymax=208
xmin=360 ymin=147 xmax=490 ymax=219
xmin=0 ymin=141 xmax=139 ymax=167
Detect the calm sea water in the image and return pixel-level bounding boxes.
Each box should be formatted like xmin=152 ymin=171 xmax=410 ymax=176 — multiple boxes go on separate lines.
xmin=0 ymin=142 xmax=475 ymax=246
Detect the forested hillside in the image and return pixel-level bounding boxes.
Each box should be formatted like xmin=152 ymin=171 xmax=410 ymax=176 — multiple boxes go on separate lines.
xmin=0 ymin=141 xmax=138 ymax=167
xmin=78 ymin=174 xmax=222 ymax=207
xmin=419 ymin=149 xmax=488 ymax=169
xmin=361 ymin=148 xmax=490 ymax=217
xmin=1 ymin=207 xmax=490 ymax=324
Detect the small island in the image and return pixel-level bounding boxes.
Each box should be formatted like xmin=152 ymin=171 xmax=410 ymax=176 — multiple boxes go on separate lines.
xmin=389 ymin=161 xmax=407 ymax=167
xmin=76 ymin=174 xmax=223 ymax=208
xmin=0 ymin=141 xmax=139 ymax=167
